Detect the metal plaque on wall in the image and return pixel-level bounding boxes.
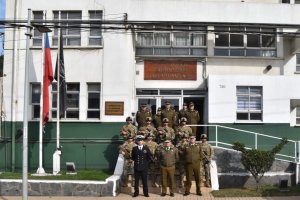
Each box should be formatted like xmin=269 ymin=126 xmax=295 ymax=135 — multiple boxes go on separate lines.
xmin=105 ymin=101 xmax=124 ymax=115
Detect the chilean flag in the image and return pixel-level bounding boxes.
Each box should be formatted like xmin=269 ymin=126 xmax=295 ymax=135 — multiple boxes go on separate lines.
xmin=43 ymin=32 xmax=53 ymax=125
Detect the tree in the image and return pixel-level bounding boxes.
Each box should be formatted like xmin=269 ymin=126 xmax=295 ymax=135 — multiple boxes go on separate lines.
xmin=232 ymin=138 xmax=288 ymax=191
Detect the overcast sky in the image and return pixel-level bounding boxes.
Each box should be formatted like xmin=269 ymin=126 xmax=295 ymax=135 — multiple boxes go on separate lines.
xmin=0 ymin=0 xmax=5 ymax=55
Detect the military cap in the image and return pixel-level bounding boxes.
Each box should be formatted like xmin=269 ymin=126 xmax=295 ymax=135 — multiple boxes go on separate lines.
xmin=190 ymin=135 xmax=196 ymax=139
xmin=162 ymin=118 xmax=169 ymax=123
xmin=182 ymin=133 xmax=189 ymax=138
xmin=183 ymin=102 xmax=187 ymax=106
xmin=146 ymin=117 xmax=152 ymax=122
xmin=189 ymin=102 xmax=194 ymax=106
xmin=164 ymin=140 xmax=171 ymax=143
xmin=180 ymin=117 xmax=187 ymax=122
xmin=165 ymin=100 xmax=171 ymax=105
xmin=201 ymin=134 xmax=208 ymax=139
xmin=127 ymin=135 xmax=133 ymax=139
xmin=136 ymin=135 xmax=145 ymax=140
xmin=157 ymin=107 xmax=162 ymax=111
xmin=146 ymin=133 xmax=154 ymax=138
xmin=141 ymin=103 xmax=147 ymax=107
xmin=126 ymin=116 xmax=133 ymax=121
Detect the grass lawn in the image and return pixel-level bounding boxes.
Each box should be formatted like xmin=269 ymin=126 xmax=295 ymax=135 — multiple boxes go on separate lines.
xmin=211 ymin=185 xmax=300 ymax=197
xmin=0 ymin=169 xmax=112 ymax=181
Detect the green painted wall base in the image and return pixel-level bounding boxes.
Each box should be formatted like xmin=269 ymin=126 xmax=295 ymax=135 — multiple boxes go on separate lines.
xmin=0 ymin=121 xmax=124 ymax=172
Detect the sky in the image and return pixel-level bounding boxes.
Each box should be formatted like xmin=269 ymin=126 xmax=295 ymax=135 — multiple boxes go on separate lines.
xmin=0 ymin=0 xmax=5 ymax=55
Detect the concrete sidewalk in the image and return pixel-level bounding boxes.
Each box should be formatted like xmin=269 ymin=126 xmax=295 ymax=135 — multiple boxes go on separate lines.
xmin=1 ymin=187 xmax=299 ymax=200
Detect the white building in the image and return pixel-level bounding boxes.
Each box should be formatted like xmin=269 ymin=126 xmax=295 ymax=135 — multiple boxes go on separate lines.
xmin=2 ymin=0 xmax=300 ymax=170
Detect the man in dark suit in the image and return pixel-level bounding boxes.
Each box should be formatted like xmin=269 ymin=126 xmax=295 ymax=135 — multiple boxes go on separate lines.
xmin=131 ymin=135 xmax=151 ymax=197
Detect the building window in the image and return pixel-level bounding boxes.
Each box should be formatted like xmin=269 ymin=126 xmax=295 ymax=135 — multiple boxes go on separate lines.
xmin=296 ymin=53 xmax=300 ymax=72
xmin=89 ymin=11 xmax=102 ymax=46
xmin=136 ymin=25 xmax=207 ymax=56
xmin=53 ymin=11 xmax=82 ymax=46
xmin=32 ymin=11 xmax=43 ymax=46
xmin=236 ymin=86 xmax=262 ymax=121
xmin=297 ymin=107 xmax=300 ymax=125
xmin=52 ymin=83 xmax=80 ymax=119
xmin=215 ymin=27 xmax=276 ymax=57
xmin=31 ymin=83 xmax=41 ymax=119
xmin=87 ymin=83 xmax=101 ymax=119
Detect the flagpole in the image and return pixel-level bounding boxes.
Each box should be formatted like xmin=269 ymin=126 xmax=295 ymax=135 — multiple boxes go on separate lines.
xmin=53 ymin=11 xmax=61 ymax=175
xmin=36 ymin=11 xmax=46 ymax=175
xmin=22 ymin=8 xmax=31 ymax=200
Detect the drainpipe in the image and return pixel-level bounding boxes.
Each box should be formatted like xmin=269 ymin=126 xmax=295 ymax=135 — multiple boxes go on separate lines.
xmin=10 ymin=0 xmax=19 ymax=172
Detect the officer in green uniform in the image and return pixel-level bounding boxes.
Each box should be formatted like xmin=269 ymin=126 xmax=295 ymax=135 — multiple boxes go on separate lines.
xmin=136 ymin=103 xmax=152 ymax=129
xmin=187 ymin=102 xmax=200 ymax=136
xmin=178 ymin=103 xmax=189 ymax=122
xmin=176 ymin=133 xmax=189 ymax=188
xmin=161 ymin=100 xmax=177 ymax=129
xmin=183 ymin=135 xmax=203 ymax=196
xmin=153 ymin=107 xmax=162 ymax=129
xmin=156 ymin=140 xmax=179 ymax=197
xmin=120 ymin=116 xmax=137 ymax=140
xmin=175 ymin=117 xmax=192 ymax=145
xmin=119 ymin=135 xmax=136 ymax=187
xmin=145 ymin=133 xmax=158 ymax=187
xmin=157 ymin=118 xmax=175 ymax=144
xmin=199 ymin=134 xmax=214 ymax=187
xmin=138 ymin=117 xmax=157 ymax=138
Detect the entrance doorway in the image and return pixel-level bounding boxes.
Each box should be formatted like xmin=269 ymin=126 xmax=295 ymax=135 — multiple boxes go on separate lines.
xmin=183 ymin=97 xmax=205 ymax=140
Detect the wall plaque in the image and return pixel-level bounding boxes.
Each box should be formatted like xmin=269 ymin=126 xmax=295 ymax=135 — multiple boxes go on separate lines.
xmin=105 ymin=102 xmax=124 ymax=115
xmin=144 ymin=60 xmax=197 ymax=80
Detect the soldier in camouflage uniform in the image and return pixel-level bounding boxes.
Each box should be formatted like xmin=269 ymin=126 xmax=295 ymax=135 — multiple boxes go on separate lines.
xmin=153 ymin=107 xmax=162 ymax=129
xmin=178 ymin=103 xmax=189 ymax=123
xmin=143 ymin=117 xmax=157 ymax=139
xmin=187 ymin=102 xmax=200 ymax=136
xmin=176 ymin=133 xmax=189 ymax=188
xmin=161 ymin=100 xmax=177 ymax=129
xmin=145 ymin=133 xmax=158 ymax=187
xmin=136 ymin=103 xmax=152 ymax=129
xmin=120 ymin=116 xmax=137 ymax=140
xmin=157 ymin=118 xmax=175 ymax=145
xmin=199 ymin=134 xmax=214 ymax=187
xmin=119 ymin=135 xmax=136 ymax=187
xmin=174 ymin=117 xmax=193 ymax=145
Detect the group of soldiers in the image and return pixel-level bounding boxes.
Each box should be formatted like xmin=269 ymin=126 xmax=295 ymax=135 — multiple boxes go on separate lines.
xmin=119 ymin=100 xmax=214 ymax=197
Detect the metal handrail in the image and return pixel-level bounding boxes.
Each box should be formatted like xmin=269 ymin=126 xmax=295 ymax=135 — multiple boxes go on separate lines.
xmin=189 ymin=124 xmax=300 ymax=163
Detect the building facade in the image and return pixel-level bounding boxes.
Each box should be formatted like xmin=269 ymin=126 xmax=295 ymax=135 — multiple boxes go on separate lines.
xmin=2 ymin=0 xmax=300 ymax=171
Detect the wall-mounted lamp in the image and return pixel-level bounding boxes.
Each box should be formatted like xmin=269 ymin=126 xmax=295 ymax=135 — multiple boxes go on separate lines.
xmin=266 ymin=65 xmax=272 ymax=71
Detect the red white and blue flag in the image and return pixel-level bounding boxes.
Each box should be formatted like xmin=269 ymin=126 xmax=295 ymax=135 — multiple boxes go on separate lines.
xmin=43 ymin=32 xmax=53 ymax=125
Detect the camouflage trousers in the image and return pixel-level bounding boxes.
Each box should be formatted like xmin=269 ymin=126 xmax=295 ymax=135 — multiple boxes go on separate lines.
xmin=121 ymin=159 xmax=134 ymax=186
xmin=203 ymin=161 xmax=211 ymax=187
xmin=176 ymin=161 xmax=185 ymax=188
xmin=148 ymin=160 xmax=158 ymax=187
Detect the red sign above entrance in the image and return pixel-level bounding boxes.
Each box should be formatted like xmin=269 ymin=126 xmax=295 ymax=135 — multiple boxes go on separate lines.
xmin=144 ymin=60 xmax=197 ymax=80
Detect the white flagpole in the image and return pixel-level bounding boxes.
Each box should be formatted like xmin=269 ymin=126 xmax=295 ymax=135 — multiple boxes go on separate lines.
xmin=36 ymin=10 xmax=46 ymax=175
xmin=53 ymin=11 xmax=61 ymax=175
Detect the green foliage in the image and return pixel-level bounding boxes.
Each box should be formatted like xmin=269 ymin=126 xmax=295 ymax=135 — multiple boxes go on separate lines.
xmin=232 ymin=138 xmax=288 ymax=191
xmin=0 ymin=169 xmax=112 ymax=180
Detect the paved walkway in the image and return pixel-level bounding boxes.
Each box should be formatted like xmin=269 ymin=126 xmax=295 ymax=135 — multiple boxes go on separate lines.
xmin=1 ymin=187 xmax=299 ymax=200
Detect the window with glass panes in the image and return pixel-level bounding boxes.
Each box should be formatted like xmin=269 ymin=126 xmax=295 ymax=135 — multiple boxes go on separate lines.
xmin=215 ymin=27 xmax=276 ymax=57
xmin=89 ymin=11 xmax=102 ymax=46
xmin=237 ymin=86 xmax=262 ymax=121
xmin=87 ymin=83 xmax=101 ymax=118
xmin=52 ymin=11 xmax=82 ymax=46
xmin=297 ymin=107 xmax=300 ymax=125
xmin=31 ymin=83 xmax=41 ymax=119
xmin=296 ymin=53 xmax=300 ymax=72
xmin=136 ymin=25 xmax=207 ymax=56
xmin=32 ymin=11 xmax=43 ymax=46
xmin=52 ymin=83 xmax=80 ymax=119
